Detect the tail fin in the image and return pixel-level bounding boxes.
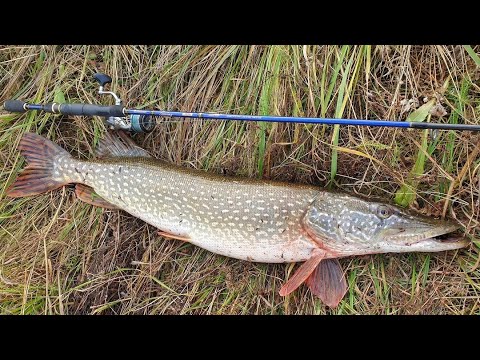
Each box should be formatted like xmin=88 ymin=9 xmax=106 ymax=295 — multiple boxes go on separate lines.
xmin=6 ymin=132 xmax=71 ymax=198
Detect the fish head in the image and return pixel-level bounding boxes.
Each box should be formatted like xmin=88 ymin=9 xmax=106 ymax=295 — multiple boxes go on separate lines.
xmin=303 ymin=192 xmax=469 ymax=256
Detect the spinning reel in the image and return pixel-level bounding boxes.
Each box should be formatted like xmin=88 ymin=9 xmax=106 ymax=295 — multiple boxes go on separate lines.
xmin=92 ymin=73 xmax=156 ymax=133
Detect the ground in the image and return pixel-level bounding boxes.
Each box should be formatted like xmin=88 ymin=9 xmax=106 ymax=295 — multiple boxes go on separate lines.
xmin=0 ymin=45 xmax=479 ymax=314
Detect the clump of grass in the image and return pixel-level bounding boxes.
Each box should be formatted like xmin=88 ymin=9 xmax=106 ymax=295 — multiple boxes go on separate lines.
xmin=0 ymin=45 xmax=479 ymax=314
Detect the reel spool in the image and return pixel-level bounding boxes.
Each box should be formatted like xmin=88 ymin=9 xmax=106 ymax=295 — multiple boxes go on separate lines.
xmin=130 ymin=114 xmax=156 ymax=133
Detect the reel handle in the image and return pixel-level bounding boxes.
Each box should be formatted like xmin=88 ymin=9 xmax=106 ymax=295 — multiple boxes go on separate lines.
xmin=93 ymin=73 xmax=112 ymax=87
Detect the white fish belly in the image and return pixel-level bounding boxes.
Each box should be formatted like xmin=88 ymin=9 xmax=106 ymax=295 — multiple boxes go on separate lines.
xmin=104 ymin=203 xmax=317 ymax=263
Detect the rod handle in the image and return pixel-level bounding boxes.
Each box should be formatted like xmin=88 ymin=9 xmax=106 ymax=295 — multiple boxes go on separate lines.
xmin=4 ymin=100 xmax=27 ymax=113
xmin=59 ymin=103 xmax=124 ymax=117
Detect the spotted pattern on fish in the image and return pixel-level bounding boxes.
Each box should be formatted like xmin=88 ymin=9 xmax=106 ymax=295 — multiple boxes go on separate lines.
xmin=58 ymin=156 xmax=320 ymax=263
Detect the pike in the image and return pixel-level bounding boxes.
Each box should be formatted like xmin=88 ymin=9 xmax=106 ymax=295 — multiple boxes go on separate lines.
xmin=7 ymin=132 xmax=469 ymax=307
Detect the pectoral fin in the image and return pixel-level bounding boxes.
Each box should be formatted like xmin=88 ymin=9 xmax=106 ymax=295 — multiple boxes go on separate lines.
xmin=279 ymin=251 xmax=325 ymax=296
xmin=306 ymin=258 xmax=347 ymax=308
xmin=157 ymin=230 xmax=191 ymax=242
xmin=75 ymin=184 xmax=118 ymax=209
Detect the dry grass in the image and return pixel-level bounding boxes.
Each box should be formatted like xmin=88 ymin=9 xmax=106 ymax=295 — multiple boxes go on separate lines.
xmin=0 ymin=45 xmax=479 ymax=314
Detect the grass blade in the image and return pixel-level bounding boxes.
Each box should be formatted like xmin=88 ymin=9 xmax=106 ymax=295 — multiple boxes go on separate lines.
xmin=394 ymin=102 xmax=435 ymax=206
xmin=463 ymin=45 xmax=480 ymax=67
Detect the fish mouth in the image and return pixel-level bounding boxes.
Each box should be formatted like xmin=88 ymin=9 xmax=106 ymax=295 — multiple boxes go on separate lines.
xmin=427 ymin=230 xmax=470 ymax=248
xmin=383 ymin=220 xmax=470 ymax=251
xmin=407 ymin=226 xmax=470 ymax=251
xmin=431 ymin=232 xmax=466 ymax=243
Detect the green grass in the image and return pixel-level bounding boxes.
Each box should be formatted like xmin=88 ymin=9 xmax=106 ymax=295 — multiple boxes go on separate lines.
xmin=394 ymin=101 xmax=434 ymax=207
xmin=0 ymin=45 xmax=479 ymax=314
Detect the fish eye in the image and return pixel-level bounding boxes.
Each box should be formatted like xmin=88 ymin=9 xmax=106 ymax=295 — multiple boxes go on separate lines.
xmin=377 ymin=205 xmax=392 ymax=219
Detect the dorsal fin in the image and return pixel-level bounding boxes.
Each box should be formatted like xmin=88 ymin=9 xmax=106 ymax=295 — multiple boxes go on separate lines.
xmin=96 ymin=131 xmax=151 ymax=158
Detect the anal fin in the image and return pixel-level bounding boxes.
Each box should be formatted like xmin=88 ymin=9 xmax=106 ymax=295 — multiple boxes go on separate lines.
xmin=306 ymin=258 xmax=348 ymax=308
xmin=75 ymin=184 xmax=118 ymax=209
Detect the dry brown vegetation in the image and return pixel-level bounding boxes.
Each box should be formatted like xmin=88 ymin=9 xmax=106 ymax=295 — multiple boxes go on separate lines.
xmin=0 ymin=45 xmax=479 ymax=314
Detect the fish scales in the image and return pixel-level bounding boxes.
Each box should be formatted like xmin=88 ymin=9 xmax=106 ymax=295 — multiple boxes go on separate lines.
xmin=56 ymin=155 xmax=320 ymax=263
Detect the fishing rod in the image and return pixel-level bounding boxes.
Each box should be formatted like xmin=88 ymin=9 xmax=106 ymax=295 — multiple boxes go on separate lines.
xmin=4 ymin=73 xmax=480 ymax=133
